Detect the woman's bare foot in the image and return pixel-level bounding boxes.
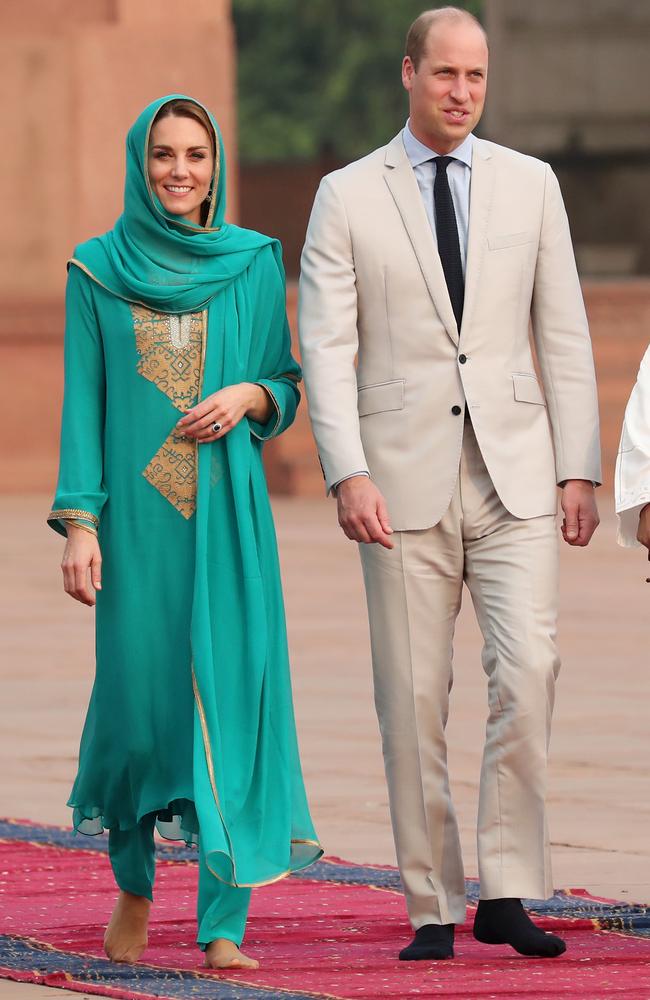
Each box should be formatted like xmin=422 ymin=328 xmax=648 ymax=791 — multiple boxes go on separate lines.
xmin=103 ymin=890 xmax=151 ymax=963
xmin=204 ymin=938 xmax=259 ymax=970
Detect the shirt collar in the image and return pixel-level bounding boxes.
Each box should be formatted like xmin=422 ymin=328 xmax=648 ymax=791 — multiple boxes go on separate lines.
xmin=403 ymin=120 xmax=474 ymax=169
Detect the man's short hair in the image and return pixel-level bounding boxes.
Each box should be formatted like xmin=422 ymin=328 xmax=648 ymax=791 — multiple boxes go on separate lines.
xmin=405 ymin=7 xmax=488 ymax=70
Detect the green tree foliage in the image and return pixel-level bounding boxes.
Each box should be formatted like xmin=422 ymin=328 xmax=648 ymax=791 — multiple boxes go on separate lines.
xmin=233 ymin=1 xmax=482 ymax=163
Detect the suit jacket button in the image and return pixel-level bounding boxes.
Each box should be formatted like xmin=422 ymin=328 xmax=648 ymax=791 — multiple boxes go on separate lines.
xmin=458 ymin=354 xmax=467 ymax=364
xmin=451 ymin=405 xmax=462 ymax=415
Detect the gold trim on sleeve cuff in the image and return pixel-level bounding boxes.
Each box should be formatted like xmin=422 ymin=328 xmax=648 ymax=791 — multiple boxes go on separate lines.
xmin=48 ymin=509 xmax=99 ymax=526
xmin=66 ymin=520 xmax=98 ymax=536
xmin=250 ymin=382 xmax=282 ymax=440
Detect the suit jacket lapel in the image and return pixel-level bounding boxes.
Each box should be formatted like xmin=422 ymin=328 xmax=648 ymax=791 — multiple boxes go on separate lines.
xmin=383 ymin=133 xmax=459 ymax=346
xmin=461 ymin=139 xmax=494 ymax=338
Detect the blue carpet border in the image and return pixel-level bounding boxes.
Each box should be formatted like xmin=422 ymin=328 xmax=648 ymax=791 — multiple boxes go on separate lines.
xmin=0 ymin=933 xmax=330 ymax=1000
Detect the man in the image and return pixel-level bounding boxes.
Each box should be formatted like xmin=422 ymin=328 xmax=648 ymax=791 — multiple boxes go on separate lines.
xmin=299 ymin=7 xmax=601 ymax=961
xmin=616 ymin=345 xmax=650 ymax=554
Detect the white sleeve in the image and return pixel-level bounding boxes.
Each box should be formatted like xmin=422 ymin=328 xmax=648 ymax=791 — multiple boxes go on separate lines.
xmin=615 ymin=345 xmax=650 ymax=547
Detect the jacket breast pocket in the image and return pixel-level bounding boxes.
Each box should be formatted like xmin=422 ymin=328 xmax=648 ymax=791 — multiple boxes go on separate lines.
xmin=357 ymin=379 xmax=405 ymax=417
xmin=488 ymin=231 xmax=536 ymax=251
xmin=512 ymin=372 xmax=545 ymax=405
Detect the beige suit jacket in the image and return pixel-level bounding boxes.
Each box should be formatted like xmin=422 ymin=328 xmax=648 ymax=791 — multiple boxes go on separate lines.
xmin=298 ymin=132 xmax=601 ymax=529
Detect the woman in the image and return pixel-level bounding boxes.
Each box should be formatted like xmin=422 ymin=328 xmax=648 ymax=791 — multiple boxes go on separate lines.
xmin=615 ymin=344 xmax=650 ymax=555
xmin=48 ymin=95 xmax=322 ymax=971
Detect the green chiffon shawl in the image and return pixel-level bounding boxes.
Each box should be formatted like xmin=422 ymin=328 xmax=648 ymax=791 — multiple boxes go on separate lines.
xmin=62 ymin=96 xmax=322 ymax=885
xmin=71 ymin=94 xmax=274 ymax=313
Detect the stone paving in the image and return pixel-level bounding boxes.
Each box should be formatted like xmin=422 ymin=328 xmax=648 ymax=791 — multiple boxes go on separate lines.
xmin=0 ymin=493 xmax=648 ymax=998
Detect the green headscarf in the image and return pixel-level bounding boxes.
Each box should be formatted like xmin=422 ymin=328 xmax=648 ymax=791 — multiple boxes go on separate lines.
xmin=69 ymin=94 xmax=274 ymax=313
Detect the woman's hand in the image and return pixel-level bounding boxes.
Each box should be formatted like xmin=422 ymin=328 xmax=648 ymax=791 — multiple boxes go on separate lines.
xmin=176 ymin=383 xmax=272 ymax=443
xmin=61 ymin=525 xmax=102 ymax=606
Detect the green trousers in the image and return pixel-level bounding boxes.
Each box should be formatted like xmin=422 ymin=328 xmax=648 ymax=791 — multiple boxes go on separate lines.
xmin=108 ymin=814 xmax=251 ymax=948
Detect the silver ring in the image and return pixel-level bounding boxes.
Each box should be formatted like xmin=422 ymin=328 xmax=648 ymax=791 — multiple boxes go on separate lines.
xmin=211 ymin=422 xmax=222 ymax=433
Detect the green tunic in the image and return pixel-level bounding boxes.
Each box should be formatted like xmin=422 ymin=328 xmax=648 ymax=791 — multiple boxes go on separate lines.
xmin=49 ymin=244 xmax=322 ymax=887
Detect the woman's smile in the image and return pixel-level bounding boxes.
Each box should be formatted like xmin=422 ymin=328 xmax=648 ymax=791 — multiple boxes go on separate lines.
xmin=164 ymin=184 xmax=194 ymax=196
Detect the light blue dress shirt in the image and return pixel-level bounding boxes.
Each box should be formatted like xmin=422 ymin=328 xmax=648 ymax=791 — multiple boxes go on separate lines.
xmin=402 ymin=120 xmax=474 ymax=276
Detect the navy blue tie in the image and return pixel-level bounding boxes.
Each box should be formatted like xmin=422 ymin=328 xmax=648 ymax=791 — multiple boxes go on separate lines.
xmin=433 ymin=156 xmax=464 ymax=330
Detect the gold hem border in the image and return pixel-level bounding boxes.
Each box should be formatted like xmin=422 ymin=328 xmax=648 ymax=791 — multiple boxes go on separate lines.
xmin=203 ymin=841 xmax=324 ymax=890
xmin=153 ymin=824 xmax=322 ymax=891
xmin=199 ymin=309 xmax=208 ymax=394
xmin=192 ymin=665 xmax=323 ymax=889
xmin=191 ymin=666 xmax=238 ymax=878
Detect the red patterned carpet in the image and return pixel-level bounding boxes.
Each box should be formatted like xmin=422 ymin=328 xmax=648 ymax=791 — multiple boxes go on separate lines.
xmin=0 ymin=820 xmax=649 ymax=999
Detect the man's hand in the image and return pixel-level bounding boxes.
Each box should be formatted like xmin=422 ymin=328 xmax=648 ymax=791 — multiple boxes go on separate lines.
xmin=561 ymin=480 xmax=600 ymax=547
xmin=336 ymin=476 xmax=394 ymax=549
xmin=636 ymin=503 xmax=650 ymax=551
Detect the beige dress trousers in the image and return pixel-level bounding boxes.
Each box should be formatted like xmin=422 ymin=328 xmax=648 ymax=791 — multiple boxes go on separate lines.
xmin=360 ymin=415 xmax=559 ymax=926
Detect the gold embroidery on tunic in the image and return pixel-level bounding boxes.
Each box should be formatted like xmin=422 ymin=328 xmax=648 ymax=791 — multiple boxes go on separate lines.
xmin=131 ymin=305 xmax=203 ymax=410
xmin=130 ymin=305 xmax=203 ymax=515
xmin=143 ymin=429 xmax=197 ymax=520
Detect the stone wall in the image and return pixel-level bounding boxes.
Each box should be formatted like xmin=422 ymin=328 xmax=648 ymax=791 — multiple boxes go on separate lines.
xmin=1 ymin=0 xmax=237 ymax=336
xmin=482 ymin=0 xmax=650 ymax=275
xmin=240 ymin=158 xmax=344 ymax=280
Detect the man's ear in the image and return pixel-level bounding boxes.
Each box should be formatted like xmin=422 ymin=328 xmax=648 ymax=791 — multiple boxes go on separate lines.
xmin=402 ymin=56 xmax=415 ymax=91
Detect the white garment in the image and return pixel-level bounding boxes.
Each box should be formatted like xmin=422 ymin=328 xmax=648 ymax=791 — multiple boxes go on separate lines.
xmin=615 ymin=344 xmax=650 ymax=546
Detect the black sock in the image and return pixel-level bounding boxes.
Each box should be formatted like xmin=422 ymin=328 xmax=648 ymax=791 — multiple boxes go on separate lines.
xmin=473 ymin=898 xmax=566 ymax=957
xmin=398 ymin=923 xmax=455 ymax=961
